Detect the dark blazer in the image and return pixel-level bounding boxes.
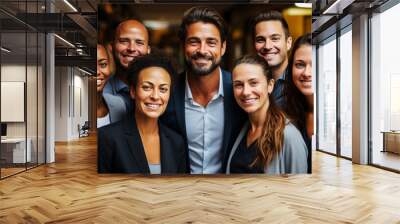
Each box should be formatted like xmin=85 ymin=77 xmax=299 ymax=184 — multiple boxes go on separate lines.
xmin=160 ymin=69 xmax=246 ymax=173
xmin=98 ymin=115 xmax=187 ymax=174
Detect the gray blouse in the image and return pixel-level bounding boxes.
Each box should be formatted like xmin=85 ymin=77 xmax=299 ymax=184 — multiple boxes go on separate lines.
xmin=226 ymin=121 xmax=308 ymax=174
xmin=149 ymin=164 xmax=161 ymax=174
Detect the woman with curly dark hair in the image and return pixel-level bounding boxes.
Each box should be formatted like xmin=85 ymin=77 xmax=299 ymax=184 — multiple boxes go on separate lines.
xmin=98 ymin=54 xmax=187 ymax=174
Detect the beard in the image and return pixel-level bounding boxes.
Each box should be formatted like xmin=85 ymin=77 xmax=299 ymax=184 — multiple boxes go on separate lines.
xmin=185 ymin=51 xmax=221 ymax=77
xmin=114 ymin=51 xmax=143 ymax=78
xmin=113 ymin=52 xmax=129 ymax=78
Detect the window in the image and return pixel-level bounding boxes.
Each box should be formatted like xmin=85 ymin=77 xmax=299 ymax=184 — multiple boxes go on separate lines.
xmin=339 ymin=27 xmax=352 ymax=158
xmin=317 ymin=35 xmax=337 ymax=155
xmin=370 ymin=2 xmax=400 ymax=171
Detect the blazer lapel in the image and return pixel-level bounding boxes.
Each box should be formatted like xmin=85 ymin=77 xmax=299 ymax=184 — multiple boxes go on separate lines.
xmin=123 ymin=115 xmax=150 ymax=174
xmin=159 ymin=125 xmax=176 ymax=173
xmin=174 ymin=73 xmax=187 ymax=138
xmin=221 ymin=70 xmax=233 ymax=163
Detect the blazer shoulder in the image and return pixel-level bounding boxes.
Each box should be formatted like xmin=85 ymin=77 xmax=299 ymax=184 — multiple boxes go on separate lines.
xmin=221 ymin=69 xmax=232 ymax=81
xmin=98 ymin=118 xmax=125 ymax=137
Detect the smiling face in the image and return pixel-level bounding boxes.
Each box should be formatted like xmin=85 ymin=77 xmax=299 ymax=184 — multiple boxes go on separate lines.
xmin=292 ymin=44 xmax=313 ymax=96
xmin=254 ymin=20 xmax=292 ymax=69
xmin=114 ymin=20 xmax=150 ymax=69
xmin=184 ymin=22 xmax=226 ymax=76
xmin=232 ymin=63 xmax=274 ymax=114
xmin=97 ymin=45 xmax=111 ymax=92
xmin=130 ymin=67 xmax=171 ymax=119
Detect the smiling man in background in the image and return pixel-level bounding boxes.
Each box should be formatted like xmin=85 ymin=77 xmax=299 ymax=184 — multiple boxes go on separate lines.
xmin=103 ymin=19 xmax=151 ymax=117
xmin=251 ymin=11 xmax=292 ymax=107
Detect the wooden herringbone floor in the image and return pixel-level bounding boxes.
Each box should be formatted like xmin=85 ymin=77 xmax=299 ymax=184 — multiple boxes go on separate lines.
xmin=1 ymin=135 xmax=400 ymax=223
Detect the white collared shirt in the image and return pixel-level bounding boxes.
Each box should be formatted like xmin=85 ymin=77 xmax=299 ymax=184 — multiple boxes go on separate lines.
xmin=184 ymin=68 xmax=225 ymax=174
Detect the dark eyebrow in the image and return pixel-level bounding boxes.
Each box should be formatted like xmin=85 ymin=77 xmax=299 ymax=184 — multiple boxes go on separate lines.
xmin=141 ymin=81 xmax=154 ymax=85
xmin=98 ymin=59 xmax=108 ymax=63
xmin=270 ymin=34 xmax=282 ymax=38
xmin=206 ymin=37 xmax=218 ymax=41
xmin=186 ymin=37 xmax=200 ymax=41
xmin=159 ymin=83 xmax=170 ymax=87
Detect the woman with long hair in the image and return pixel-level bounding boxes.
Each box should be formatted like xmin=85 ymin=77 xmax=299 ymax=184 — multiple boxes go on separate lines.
xmin=284 ymin=33 xmax=313 ymax=173
xmin=226 ymin=55 xmax=308 ymax=174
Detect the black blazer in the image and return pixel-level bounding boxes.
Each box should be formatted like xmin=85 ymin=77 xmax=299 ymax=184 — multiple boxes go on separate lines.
xmin=160 ymin=69 xmax=246 ymax=173
xmin=98 ymin=115 xmax=187 ymax=174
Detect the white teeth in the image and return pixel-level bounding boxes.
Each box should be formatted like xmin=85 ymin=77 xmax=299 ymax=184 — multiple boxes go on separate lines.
xmin=242 ymin=98 xmax=256 ymax=104
xmin=300 ymin=80 xmax=312 ymax=86
xmin=96 ymin=80 xmax=102 ymax=86
xmin=145 ymin=103 xmax=160 ymax=109
xmin=123 ymin=56 xmax=135 ymax=61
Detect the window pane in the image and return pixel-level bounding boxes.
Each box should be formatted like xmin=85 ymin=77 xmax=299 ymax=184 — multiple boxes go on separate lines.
xmin=318 ymin=36 xmax=337 ymax=154
xmin=371 ymin=3 xmax=400 ymax=171
xmin=340 ymin=29 xmax=352 ymax=158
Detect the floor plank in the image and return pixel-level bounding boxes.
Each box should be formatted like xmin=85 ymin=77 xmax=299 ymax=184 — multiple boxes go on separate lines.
xmin=1 ymin=135 xmax=400 ymax=223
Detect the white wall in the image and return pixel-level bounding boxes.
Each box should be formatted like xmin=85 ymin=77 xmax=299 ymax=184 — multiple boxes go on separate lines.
xmin=54 ymin=66 xmax=89 ymax=141
xmin=1 ymin=65 xmax=34 ymax=137
xmin=1 ymin=63 xmax=45 ymax=164
xmin=55 ymin=66 xmax=69 ymax=141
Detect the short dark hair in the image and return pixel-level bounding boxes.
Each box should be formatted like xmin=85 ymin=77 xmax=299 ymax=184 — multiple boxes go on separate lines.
xmin=251 ymin=10 xmax=290 ymax=40
xmin=127 ymin=54 xmax=176 ymax=88
xmin=178 ymin=6 xmax=228 ymax=43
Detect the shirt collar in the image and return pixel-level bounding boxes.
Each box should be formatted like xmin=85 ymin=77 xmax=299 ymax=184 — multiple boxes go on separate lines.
xmin=113 ymin=75 xmax=129 ymax=93
xmin=185 ymin=67 xmax=224 ymax=101
xmin=276 ymin=67 xmax=288 ymax=82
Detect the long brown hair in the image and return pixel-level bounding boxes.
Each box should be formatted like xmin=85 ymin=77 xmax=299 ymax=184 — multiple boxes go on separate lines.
xmin=284 ymin=33 xmax=312 ymax=132
xmin=234 ymin=55 xmax=286 ymax=169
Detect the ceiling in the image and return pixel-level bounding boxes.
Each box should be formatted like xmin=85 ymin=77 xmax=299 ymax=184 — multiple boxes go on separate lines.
xmin=0 ymin=0 xmax=97 ymax=73
xmin=3 ymin=0 xmax=388 ymax=72
xmin=311 ymin=0 xmax=391 ymax=43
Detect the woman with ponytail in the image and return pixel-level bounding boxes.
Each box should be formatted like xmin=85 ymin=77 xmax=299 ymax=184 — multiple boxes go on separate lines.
xmin=226 ymin=55 xmax=307 ymax=174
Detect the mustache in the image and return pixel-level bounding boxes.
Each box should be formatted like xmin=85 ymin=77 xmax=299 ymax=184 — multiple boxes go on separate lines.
xmin=190 ymin=52 xmax=213 ymax=60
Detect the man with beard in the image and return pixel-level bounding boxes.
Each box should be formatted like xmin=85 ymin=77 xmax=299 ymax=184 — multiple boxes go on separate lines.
xmin=161 ymin=7 xmax=245 ymax=174
xmin=103 ymin=19 xmax=151 ymax=118
xmin=251 ymin=11 xmax=292 ymax=107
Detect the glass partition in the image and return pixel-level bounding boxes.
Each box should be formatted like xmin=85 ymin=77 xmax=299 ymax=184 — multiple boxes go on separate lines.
xmin=370 ymin=3 xmax=400 ymax=171
xmin=317 ymin=35 xmax=337 ymax=155
xmin=339 ymin=27 xmax=352 ymax=158
xmin=0 ymin=0 xmax=46 ymax=179
xmin=1 ymin=31 xmax=28 ymax=177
